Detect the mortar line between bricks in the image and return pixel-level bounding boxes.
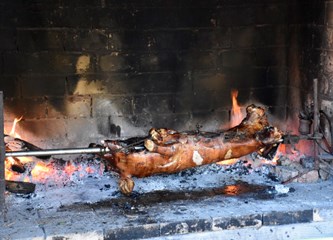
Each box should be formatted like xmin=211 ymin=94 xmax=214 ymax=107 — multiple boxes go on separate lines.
xmin=14 ymin=27 xmax=222 ymax=31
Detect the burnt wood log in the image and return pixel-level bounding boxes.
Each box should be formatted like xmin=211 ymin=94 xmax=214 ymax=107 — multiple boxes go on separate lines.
xmin=101 ymin=104 xmax=283 ymax=195
xmin=4 ymin=135 xmax=51 ymax=160
xmin=5 ymin=180 xmax=35 ymax=194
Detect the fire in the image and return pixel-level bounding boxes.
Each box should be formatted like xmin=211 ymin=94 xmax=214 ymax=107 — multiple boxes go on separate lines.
xmin=230 ymin=90 xmax=244 ymax=128
xmin=31 ymin=162 xmax=55 ymax=182
xmin=4 ymin=117 xmax=103 ymax=185
xmin=218 ymin=90 xmax=245 ymax=165
xmin=9 ymin=116 xmax=23 ymax=137
xmin=219 ymin=90 xmax=284 ymax=167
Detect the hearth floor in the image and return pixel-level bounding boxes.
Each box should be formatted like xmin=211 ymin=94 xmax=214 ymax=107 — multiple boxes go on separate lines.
xmin=1 ymin=164 xmax=333 ymax=240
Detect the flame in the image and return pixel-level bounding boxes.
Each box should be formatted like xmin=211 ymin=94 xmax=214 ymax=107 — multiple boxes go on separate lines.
xmin=230 ymin=90 xmax=244 ymax=128
xmin=9 ymin=116 xmax=23 ymax=137
xmin=4 ymin=116 xmax=105 ymax=186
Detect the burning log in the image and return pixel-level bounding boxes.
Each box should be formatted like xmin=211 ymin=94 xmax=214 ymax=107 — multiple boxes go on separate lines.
xmin=4 ymin=135 xmax=51 ymax=175
xmin=101 ymin=104 xmax=284 ymax=195
xmin=4 ymin=135 xmax=51 ymax=160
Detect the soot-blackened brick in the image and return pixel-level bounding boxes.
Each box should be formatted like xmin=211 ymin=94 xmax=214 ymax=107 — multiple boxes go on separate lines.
xmin=186 ymin=219 xmax=212 ymax=233
xmin=100 ymin=72 xmax=179 ymax=95
xmin=99 ymin=53 xmax=130 ymax=72
xmin=131 ymin=96 xmax=148 ymax=115
xmin=219 ymin=50 xmax=254 ymax=67
xmin=288 ymin=2 xmax=325 ymax=25
xmin=254 ymin=25 xmax=287 ymax=47
xmin=138 ymin=52 xmax=180 ymax=72
xmin=105 ymin=224 xmax=160 ymax=240
xmin=192 ymin=71 xmax=226 ymax=92
xmin=212 ymin=214 xmax=262 ymax=230
xmin=250 ymin=86 xmax=288 ymax=107
xmin=191 ymin=90 xmax=225 ymax=112
xmin=267 ymin=106 xmax=287 ymax=122
xmin=109 ymin=30 xmax=149 ymax=51
xmin=128 ymin=8 xmax=217 ymax=29
xmin=222 ymin=67 xmax=267 ymax=89
xmin=49 ymin=96 xmax=91 ymax=118
xmin=0 ymin=76 xmax=20 ymax=98
xmin=92 ymin=95 xmax=133 ymax=117
xmin=160 ymin=222 xmax=190 ymax=236
xmin=91 ymin=8 xmax=136 ymax=29
xmin=263 ymin=210 xmax=313 ymax=225
xmin=218 ymin=6 xmax=255 ymax=26
xmin=115 ymin=29 xmax=229 ymax=52
xmin=3 ymin=52 xmax=83 ymax=75
xmin=62 ymin=29 xmax=109 ymax=52
xmin=255 ymin=47 xmax=287 ymax=67
xmin=58 ymin=0 xmax=103 ymax=8
xmin=230 ymin=26 xmax=256 ymax=48
xmin=99 ymin=73 xmax=141 ymax=95
xmin=313 ymin=26 xmax=327 ymax=49
xmin=173 ymin=94 xmax=193 ymax=114
xmin=132 ymin=94 xmax=175 ymax=115
xmin=0 ymin=30 xmax=17 ymax=51
xmin=231 ymin=26 xmax=287 ymax=49
xmin=20 ymin=75 xmax=66 ymax=98
xmin=66 ymin=75 xmax=108 ymax=95
xmin=148 ymin=72 xmax=181 ymax=93
xmin=17 ymin=30 xmax=63 ymax=52
xmin=255 ymin=3 xmax=287 ymax=25
xmin=266 ymin=67 xmax=288 ymax=87
xmin=147 ymin=94 xmax=175 ymax=114
xmin=11 ymin=98 xmax=47 ymax=119
xmin=178 ymin=51 xmax=216 ymax=70
xmin=154 ymin=30 xmax=195 ymax=51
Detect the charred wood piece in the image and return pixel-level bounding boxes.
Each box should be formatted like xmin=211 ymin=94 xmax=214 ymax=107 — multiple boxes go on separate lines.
xmin=100 ymin=104 xmax=284 ymax=195
xmin=5 ymin=180 xmax=35 ymax=194
xmin=9 ymin=158 xmax=26 ymax=173
xmin=4 ymin=135 xmax=51 ymax=160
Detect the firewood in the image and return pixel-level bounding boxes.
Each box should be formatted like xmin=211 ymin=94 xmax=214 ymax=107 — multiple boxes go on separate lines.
xmin=5 ymin=135 xmax=51 ymax=160
xmin=5 ymin=180 xmax=36 ymax=194
xmin=101 ymin=104 xmax=283 ymax=195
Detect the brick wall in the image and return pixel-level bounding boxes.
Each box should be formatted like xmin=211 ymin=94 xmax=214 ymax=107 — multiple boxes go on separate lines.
xmin=0 ymin=0 xmax=325 ymax=148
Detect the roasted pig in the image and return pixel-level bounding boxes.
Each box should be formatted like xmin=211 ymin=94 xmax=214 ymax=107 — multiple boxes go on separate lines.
xmin=101 ymin=104 xmax=283 ymax=194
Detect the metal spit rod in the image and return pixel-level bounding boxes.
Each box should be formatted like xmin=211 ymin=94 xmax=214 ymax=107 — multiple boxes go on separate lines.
xmin=5 ymin=147 xmax=111 ymax=158
xmin=313 ymin=78 xmax=319 ymax=136
xmin=313 ymin=78 xmax=320 ymax=169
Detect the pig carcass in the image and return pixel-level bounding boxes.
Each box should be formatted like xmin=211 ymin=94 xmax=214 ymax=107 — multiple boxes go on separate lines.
xmin=101 ymin=104 xmax=283 ymax=195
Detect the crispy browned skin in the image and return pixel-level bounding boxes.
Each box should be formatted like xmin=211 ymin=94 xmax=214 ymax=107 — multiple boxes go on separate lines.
xmin=102 ymin=104 xmax=283 ymax=195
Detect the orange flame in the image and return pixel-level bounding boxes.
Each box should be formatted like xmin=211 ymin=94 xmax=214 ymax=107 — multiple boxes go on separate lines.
xmin=230 ymin=90 xmax=244 ymax=128
xmin=217 ymin=90 xmax=245 ymax=165
xmin=9 ymin=116 xmax=23 ymax=137
xmin=5 ymin=116 xmax=104 ymax=185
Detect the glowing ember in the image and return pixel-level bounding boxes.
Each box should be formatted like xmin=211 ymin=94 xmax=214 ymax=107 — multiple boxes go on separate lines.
xmin=218 ymin=159 xmax=239 ymax=165
xmin=4 ymin=117 xmax=105 ymax=185
xmin=230 ymin=90 xmax=244 ymax=128
xmin=31 ymin=162 xmax=54 ymax=182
